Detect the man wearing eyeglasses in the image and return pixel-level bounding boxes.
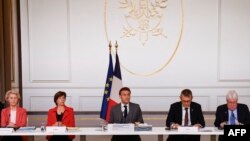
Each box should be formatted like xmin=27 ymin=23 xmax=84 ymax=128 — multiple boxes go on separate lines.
xmin=166 ymin=89 xmax=205 ymax=141
xmin=214 ymin=90 xmax=250 ymax=141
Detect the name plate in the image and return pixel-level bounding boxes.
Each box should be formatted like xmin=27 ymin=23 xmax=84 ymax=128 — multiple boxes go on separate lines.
xmin=0 ymin=128 xmax=14 ymax=133
xmin=178 ymin=126 xmax=198 ymax=132
xmin=46 ymin=126 xmax=67 ymax=133
xmin=108 ymin=124 xmax=135 ymax=132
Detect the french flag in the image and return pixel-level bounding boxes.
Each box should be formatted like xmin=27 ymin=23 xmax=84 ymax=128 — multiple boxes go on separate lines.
xmin=106 ymin=52 xmax=123 ymax=122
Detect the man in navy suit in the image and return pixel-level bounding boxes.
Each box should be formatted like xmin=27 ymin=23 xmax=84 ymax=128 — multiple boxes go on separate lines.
xmin=166 ymin=89 xmax=205 ymax=141
xmin=214 ymin=90 xmax=250 ymax=141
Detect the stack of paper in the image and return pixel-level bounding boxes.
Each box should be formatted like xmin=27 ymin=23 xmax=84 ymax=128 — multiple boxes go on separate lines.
xmin=17 ymin=126 xmax=36 ymax=132
xmin=135 ymin=123 xmax=152 ymax=131
xmin=67 ymin=127 xmax=80 ymax=132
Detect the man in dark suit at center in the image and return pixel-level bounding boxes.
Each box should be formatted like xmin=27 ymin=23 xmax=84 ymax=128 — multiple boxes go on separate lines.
xmin=109 ymin=87 xmax=144 ymax=141
xmin=166 ymin=89 xmax=205 ymax=141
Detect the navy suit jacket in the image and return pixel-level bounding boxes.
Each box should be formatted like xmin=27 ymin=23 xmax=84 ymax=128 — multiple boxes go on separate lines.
xmin=214 ymin=103 xmax=250 ymax=127
xmin=166 ymin=101 xmax=205 ymax=127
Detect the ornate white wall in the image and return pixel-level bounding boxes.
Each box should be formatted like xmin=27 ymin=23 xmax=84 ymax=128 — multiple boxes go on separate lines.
xmin=20 ymin=0 xmax=250 ymax=111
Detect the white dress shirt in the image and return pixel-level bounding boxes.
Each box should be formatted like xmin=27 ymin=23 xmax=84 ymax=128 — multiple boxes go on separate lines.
xmin=181 ymin=107 xmax=191 ymax=126
xmin=121 ymin=103 xmax=129 ymax=117
xmin=10 ymin=110 xmax=17 ymax=124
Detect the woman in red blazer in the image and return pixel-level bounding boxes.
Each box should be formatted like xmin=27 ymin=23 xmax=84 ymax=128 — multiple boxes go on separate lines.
xmin=1 ymin=90 xmax=27 ymax=141
xmin=46 ymin=91 xmax=75 ymax=141
xmin=1 ymin=90 xmax=27 ymax=127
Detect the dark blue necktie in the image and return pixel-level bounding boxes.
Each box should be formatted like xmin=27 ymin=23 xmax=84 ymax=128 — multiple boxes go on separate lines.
xmin=230 ymin=111 xmax=236 ymax=125
xmin=124 ymin=105 xmax=127 ymax=118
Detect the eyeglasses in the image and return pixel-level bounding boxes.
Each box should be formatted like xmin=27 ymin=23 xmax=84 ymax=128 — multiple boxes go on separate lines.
xmin=182 ymin=100 xmax=191 ymax=103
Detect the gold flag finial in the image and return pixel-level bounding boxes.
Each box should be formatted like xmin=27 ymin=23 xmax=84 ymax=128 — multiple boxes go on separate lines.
xmin=108 ymin=41 xmax=112 ymax=51
xmin=115 ymin=40 xmax=118 ymax=51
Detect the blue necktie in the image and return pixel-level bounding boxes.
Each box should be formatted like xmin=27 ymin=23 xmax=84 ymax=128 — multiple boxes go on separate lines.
xmin=230 ymin=111 xmax=236 ymax=125
xmin=124 ymin=105 xmax=127 ymax=118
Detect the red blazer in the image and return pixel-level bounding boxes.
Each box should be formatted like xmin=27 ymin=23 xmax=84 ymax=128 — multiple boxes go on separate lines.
xmin=1 ymin=107 xmax=27 ymax=127
xmin=46 ymin=105 xmax=75 ymax=140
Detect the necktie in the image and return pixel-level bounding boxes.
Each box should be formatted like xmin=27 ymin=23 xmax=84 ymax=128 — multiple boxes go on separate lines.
xmin=124 ymin=105 xmax=128 ymax=118
xmin=230 ymin=111 xmax=236 ymax=125
xmin=184 ymin=108 xmax=188 ymax=126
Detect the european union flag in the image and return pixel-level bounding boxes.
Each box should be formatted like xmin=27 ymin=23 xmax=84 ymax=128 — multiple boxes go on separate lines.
xmin=100 ymin=52 xmax=113 ymax=120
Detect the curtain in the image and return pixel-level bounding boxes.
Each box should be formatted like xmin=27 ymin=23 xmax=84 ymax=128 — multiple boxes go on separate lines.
xmin=0 ymin=0 xmax=22 ymax=106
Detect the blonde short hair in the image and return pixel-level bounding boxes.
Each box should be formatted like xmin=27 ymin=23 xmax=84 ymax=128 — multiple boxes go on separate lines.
xmin=5 ymin=89 xmax=21 ymax=102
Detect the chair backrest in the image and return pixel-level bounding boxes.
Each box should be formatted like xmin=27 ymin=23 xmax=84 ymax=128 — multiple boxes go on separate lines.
xmin=0 ymin=101 xmax=5 ymax=125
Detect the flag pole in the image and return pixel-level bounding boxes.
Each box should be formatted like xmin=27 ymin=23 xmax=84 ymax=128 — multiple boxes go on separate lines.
xmin=100 ymin=41 xmax=114 ymax=121
xmin=105 ymin=40 xmax=123 ymax=122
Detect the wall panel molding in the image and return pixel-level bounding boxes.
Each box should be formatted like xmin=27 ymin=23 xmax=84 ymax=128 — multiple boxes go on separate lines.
xmin=27 ymin=0 xmax=71 ymax=82
xmin=20 ymin=0 xmax=250 ymax=112
xmin=30 ymin=95 xmax=72 ymax=111
xmin=217 ymin=95 xmax=250 ymax=110
xmin=23 ymin=88 xmax=250 ymax=112
xmin=218 ymin=0 xmax=250 ymax=81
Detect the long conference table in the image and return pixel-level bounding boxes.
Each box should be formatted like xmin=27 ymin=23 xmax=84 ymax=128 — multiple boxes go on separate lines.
xmin=0 ymin=127 xmax=223 ymax=141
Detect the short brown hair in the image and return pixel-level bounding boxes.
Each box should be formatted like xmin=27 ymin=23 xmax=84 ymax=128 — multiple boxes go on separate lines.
xmin=119 ymin=87 xmax=131 ymax=95
xmin=54 ymin=91 xmax=66 ymax=105
xmin=180 ymin=89 xmax=192 ymax=97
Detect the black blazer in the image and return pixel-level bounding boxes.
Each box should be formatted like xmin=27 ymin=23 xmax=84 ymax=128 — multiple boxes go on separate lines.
xmin=214 ymin=103 xmax=250 ymax=127
xmin=166 ymin=102 xmax=205 ymax=127
xmin=109 ymin=102 xmax=144 ymax=124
